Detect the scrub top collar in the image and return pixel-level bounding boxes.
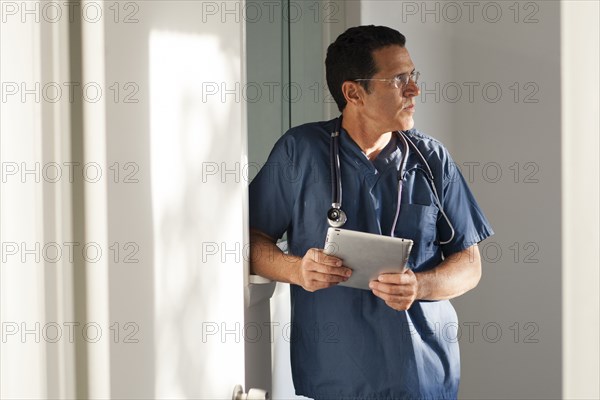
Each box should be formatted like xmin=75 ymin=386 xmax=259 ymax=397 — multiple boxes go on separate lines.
xmin=339 ymin=126 xmax=404 ymax=176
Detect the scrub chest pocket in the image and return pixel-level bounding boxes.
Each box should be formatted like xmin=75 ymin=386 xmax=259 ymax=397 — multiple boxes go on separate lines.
xmin=394 ymin=203 xmax=438 ymax=269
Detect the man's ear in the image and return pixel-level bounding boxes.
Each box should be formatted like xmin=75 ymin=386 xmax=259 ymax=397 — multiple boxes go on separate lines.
xmin=341 ymin=81 xmax=364 ymax=108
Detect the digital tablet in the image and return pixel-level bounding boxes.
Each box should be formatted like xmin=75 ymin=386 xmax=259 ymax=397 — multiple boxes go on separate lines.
xmin=323 ymin=227 xmax=414 ymax=290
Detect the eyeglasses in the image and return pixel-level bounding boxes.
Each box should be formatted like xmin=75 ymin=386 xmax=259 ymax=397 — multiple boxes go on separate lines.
xmin=354 ymin=71 xmax=420 ymax=90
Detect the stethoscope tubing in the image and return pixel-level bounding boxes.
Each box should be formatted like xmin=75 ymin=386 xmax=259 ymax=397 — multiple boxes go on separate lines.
xmin=330 ymin=128 xmax=342 ymax=210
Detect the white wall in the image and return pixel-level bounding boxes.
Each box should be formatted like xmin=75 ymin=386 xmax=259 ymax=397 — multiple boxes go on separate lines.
xmin=561 ymin=1 xmax=600 ymax=399
xmin=361 ymin=1 xmax=563 ymax=398
xmin=1 ymin=12 xmax=50 ymax=400
xmin=1 ymin=8 xmax=77 ymax=399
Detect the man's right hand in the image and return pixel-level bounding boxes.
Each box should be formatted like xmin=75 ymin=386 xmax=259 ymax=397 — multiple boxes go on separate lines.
xmin=294 ymin=248 xmax=352 ymax=292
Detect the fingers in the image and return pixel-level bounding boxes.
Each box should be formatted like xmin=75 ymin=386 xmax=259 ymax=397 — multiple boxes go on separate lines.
xmin=300 ymin=271 xmax=345 ymax=292
xmin=376 ymin=269 xmax=415 ymax=284
xmin=369 ymin=282 xmax=414 ymax=296
xmin=370 ymin=271 xmax=414 ymax=291
xmin=309 ymin=269 xmax=348 ymax=283
xmin=298 ymin=248 xmax=352 ymax=292
xmin=370 ymin=287 xmax=416 ymax=311
xmin=305 ymin=248 xmax=352 ymax=278
xmin=308 ymin=248 xmax=344 ymax=268
xmin=369 ymin=270 xmax=418 ymax=311
xmin=311 ymin=264 xmax=352 ymax=279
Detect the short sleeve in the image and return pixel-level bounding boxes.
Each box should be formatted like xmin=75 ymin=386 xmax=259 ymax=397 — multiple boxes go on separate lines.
xmin=249 ymin=135 xmax=299 ymax=241
xmin=437 ymin=152 xmax=494 ymax=256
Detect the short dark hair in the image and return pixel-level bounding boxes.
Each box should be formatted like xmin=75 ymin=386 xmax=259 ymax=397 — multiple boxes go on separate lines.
xmin=325 ymin=25 xmax=406 ymax=112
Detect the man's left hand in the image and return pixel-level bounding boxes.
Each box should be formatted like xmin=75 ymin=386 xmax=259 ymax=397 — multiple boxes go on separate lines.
xmin=369 ymin=270 xmax=418 ymax=311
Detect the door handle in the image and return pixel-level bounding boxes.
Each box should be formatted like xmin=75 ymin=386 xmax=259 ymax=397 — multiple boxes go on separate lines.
xmin=232 ymin=384 xmax=269 ymax=400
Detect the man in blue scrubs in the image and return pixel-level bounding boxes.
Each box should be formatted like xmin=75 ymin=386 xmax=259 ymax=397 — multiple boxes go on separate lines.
xmin=249 ymin=25 xmax=493 ymax=399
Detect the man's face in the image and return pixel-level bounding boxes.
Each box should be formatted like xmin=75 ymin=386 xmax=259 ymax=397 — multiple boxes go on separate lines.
xmin=359 ymin=45 xmax=420 ymax=132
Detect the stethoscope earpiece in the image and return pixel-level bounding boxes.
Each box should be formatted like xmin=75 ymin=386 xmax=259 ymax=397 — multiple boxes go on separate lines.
xmin=327 ymin=207 xmax=347 ymax=228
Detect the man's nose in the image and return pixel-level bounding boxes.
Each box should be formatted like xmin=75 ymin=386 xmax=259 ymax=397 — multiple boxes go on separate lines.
xmin=403 ymin=80 xmax=420 ymax=98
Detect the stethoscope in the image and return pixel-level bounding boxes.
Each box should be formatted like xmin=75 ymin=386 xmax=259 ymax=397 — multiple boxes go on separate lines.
xmin=327 ymin=116 xmax=455 ymax=245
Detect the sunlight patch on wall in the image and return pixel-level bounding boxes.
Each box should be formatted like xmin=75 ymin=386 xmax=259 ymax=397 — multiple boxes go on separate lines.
xmin=149 ymin=30 xmax=245 ymax=399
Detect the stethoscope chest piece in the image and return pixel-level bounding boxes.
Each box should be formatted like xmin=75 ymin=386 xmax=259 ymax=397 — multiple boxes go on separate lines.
xmin=327 ymin=206 xmax=347 ymax=228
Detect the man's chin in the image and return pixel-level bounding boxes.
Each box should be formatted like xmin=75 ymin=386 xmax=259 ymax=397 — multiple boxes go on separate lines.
xmin=397 ymin=118 xmax=415 ymax=131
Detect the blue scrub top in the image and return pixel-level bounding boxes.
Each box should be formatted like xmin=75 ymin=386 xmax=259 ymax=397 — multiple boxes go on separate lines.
xmin=249 ymin=118 xmax=494 ymax=400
